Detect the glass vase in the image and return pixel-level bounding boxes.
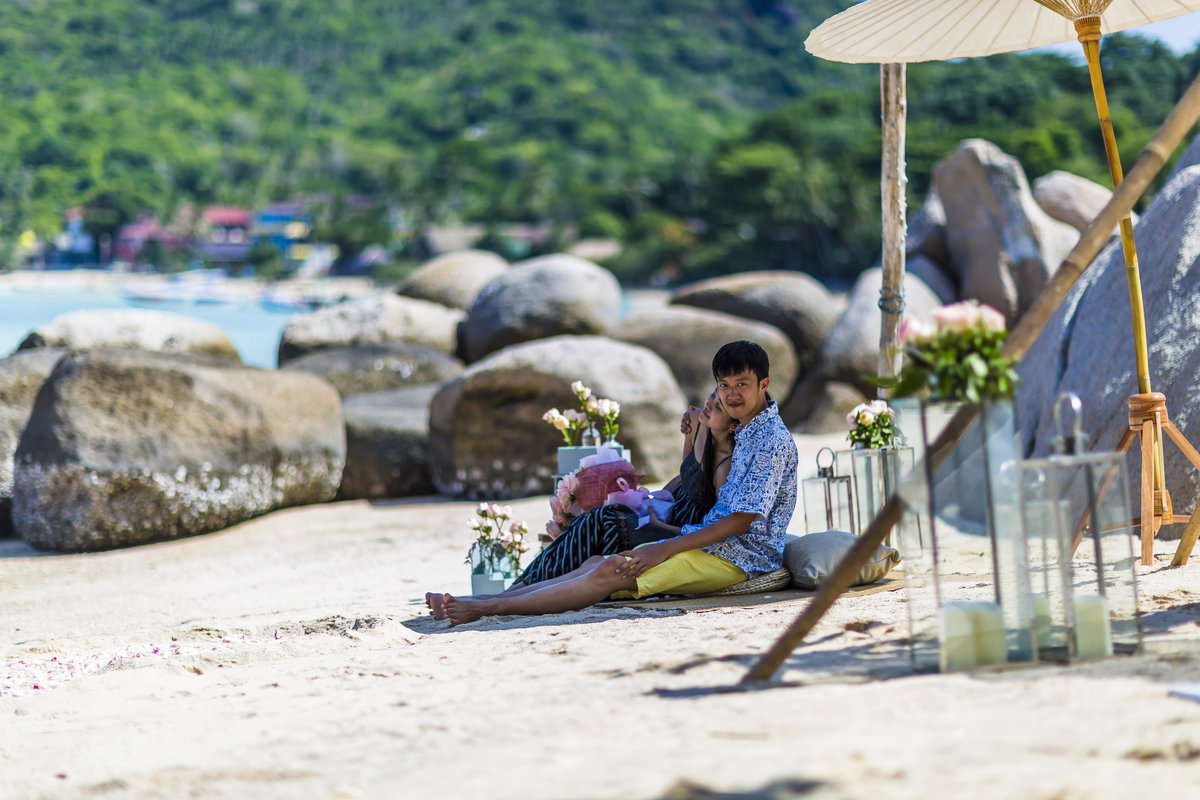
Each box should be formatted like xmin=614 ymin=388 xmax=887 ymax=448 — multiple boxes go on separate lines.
xmin=835 ymin=445 xmax=915 ymax=544
xmin=891 ymin=397 xmax=1036 ymax=672
xmin=469 ymin=541 xmax=517 ymax=595
xmin=557 ymin=445 xmax=599 ymax=476
xmin=1018 ymin=393 xmax=1142 ymax=662
xmin=601 ymin=435 xmax=629 ymax=462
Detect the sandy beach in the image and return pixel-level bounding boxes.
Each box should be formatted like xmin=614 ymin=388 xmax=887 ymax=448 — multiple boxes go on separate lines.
xmin=3 ymin=430 xmax=1200 ymax=800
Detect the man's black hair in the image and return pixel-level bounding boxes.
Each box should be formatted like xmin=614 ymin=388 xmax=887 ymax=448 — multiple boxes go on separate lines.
xmin=712 ymin=340 xmax=770 ymax=383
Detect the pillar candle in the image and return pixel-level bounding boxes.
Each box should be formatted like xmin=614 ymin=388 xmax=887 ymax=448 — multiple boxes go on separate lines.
xmin=963 ymin=601 xmax=1008 ymax=666
xmin=1073 ymin=594 xmax=1114 ymax=659
xmin=938 ymin=601 xmax=1009 ymax=671
xmin=1032 ymin=593 xmax=1052 ymax=649
xmin=938 ymin=603 xmax=977 ymax=672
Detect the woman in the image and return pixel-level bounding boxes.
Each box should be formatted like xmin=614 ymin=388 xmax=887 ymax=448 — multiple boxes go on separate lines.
xmin=501 ymin=389 xmax=735 ymax=588
xmin=427 ymin=391 xmax=737 ymax=617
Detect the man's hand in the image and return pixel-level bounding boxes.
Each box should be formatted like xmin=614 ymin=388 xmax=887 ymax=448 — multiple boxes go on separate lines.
xmin=617 ymin=541 xmax=674 ymax=579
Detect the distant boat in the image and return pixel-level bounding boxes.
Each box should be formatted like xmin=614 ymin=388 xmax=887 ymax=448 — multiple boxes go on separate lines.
xmin=120 ymin=270 xmax=251 ymax=307
xmin=257 ymin=288 xmax=323 ymax=314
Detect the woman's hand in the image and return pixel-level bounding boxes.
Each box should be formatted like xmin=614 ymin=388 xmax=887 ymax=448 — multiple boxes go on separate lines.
xmin=680 ymin=406 xmax=697 ymax=436
xmin=617 ymin=541 xmax=673 ymax=579
xmin=646 ymin=506 xmax=681 ymax=537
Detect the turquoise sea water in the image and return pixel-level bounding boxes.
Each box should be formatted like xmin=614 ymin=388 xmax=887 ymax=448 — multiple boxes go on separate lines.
xmin=0 ymin=286 xmax=295 ymax=369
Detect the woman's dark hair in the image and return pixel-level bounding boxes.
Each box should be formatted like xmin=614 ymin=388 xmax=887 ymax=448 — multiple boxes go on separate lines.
xmin=700 ymin=425 xmax=718 ymax=507
xmin=696 ymin=415 xmax=734 ymax=512
xmin=712 ymin=340 xmax=770 ymax=383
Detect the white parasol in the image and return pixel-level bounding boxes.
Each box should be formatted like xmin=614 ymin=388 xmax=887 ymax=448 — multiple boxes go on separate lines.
xmin=807 ymin=0 xmax=1200 ymax=563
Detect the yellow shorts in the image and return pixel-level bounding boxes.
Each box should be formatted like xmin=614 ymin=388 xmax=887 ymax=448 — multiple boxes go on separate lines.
xmin=609 ymin=548 xmax=747 ymax=599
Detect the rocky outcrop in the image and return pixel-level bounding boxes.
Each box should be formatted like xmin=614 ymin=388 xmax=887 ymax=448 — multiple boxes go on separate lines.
xmin=338 ymin=385 xmax=439 ymax=500
xmin=906 ymin=192 xmax=951 ymax=272
xmin=614 ymin=306 xmax=796 ymax=407
xmin=13 ymin=349 xmax=344 ymax=552
xmin=281 ymin=343 xmax=462 ymax=398
xmin=906 ymin=254 xmax=958 ymax=306
xmin=932 ymin=139 xmax=1079 ymax=326
xmin=18 ymin=308 xmax=241 ymax=362
xmin=277 ymin=293 xmax=464 ymax=365
xmin=0 ymin=349 xmax=65 ymax=537
xmin=428 ymin=336 xmax=685 ymax=499
xmin=1015 ymin=163 xmax=1200 ymax=521
xmin=463 ymin=254 xmax=622 ymax=362
xmin=668 ymin=271 xmax=840 ymax=381
xmin=784 ymin=268 xmax=943 ymax=424
xmin=790 ymin=381 xmax=867 ymax=436
xmin=1033 ymin=170 xmax=1129 ymax=237
xmin=396 ymin=249 xmax=509 ymax=311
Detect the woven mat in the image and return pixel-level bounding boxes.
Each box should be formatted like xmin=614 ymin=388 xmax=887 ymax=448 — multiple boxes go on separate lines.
xmin=597 ymin=575 xmax=904 ymax=611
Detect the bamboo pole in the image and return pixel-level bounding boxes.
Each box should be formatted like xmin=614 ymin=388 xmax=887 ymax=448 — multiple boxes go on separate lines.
xmin=1075 ymin=17 xmax=1152 ymax=398
xmin=879 ymin=62 xmax=908 ymax=385
xmin=744 ymin=69 xmax=1200 ymax=684
xmin=1075 ymin=16 xmax=1168 ymax=507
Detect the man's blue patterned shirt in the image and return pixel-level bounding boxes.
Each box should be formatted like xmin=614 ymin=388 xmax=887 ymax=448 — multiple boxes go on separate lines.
xmin=682 ymin=401 xmax=798 ymax=577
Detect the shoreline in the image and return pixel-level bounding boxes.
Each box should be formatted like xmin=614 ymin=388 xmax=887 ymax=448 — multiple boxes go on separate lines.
xmin=0 ymin=267 xmax=380 ymax=302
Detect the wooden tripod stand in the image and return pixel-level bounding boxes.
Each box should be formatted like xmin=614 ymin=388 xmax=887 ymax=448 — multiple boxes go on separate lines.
xmin=1070 ymin=19 xmax=1200 ymax=567
xmin=1115 ymin=393 xmax=1200 ymax=565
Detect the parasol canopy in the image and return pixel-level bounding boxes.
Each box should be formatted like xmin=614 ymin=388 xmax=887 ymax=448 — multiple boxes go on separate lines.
xmin=807 ymin=0 xmax=1200 ymax=63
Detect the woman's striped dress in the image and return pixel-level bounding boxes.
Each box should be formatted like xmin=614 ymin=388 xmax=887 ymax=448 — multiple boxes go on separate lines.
xmin=515 ymin=454 xmax=715 ymax=586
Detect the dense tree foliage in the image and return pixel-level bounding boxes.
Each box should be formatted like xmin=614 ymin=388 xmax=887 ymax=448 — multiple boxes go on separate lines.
xmin=0 ymin=0 xmax=1193 ymax=283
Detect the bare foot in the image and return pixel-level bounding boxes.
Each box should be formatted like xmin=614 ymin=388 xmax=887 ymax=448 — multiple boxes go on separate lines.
xmin=426 ymin=592 xmax=447 ymax=620
xmin=443 ymin=594 xmax=490 ymax=626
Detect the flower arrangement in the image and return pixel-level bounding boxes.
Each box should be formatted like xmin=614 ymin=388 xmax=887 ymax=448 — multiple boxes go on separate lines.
xmin=846 ymin=399 xmax=896 ymax=449
xmin=889 ymin=301 xmax=1019 ymax=403
xmin=466 ymin=503 xmax=531 ymax=576
xmin=542 ymin=381 xmax=621 ymax=445
xmin=546 ymin=472 xmax=581 ymax=539
xmin=596 ymin=397 xmax=621 ymax=441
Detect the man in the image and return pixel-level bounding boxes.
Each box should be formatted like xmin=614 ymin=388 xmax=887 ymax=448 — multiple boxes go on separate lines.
xmin=436 ymin=340 xmax=798 ymax=625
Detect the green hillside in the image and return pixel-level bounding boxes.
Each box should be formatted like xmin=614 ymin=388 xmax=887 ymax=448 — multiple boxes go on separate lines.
xmin=0 ymin=0 xmax=1194 ymax=282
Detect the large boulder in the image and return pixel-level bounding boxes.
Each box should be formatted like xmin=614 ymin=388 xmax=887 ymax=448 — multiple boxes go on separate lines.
xmin=428 ymin=336 xmax=685 ymax=499
xmin=791 ymin=382 xmax=868 ymax=436
xmin=277 ymin=293 xmax=464 ymax=365
xmin=932 ymin=139 xmax=1079 ymax=326
xmin=338 ymin=385 xmax=439 ymax=500
xmin=1015 ymin=163 xmax=1200 ymax=521
xmin=17 ymin=308 xmax=241 ymax=362
xmin=396 ymin=249 xmax=509 ymax=311
xmin=906 ymin=254 xmax=958 ymax=306
xmin=280 ymin=342 xmax=463 ymax=398
xmin=668 ymin=271 xmax=840 ymax=381
xmin=614 ymin=306 xmax=797 ymax=407
xmin=1033 ymin=170 xmax=1130 ymax=237
xmin=784 ymin=268 xmax=942 ymax=425
xmin=1166 ymin=127 xmax=1200 ymax=182
xmin=0 ymin=349 xmax=65 ymax=537
xmin=463 ymin=254 xmax=622 ymax=362
xmin=13 ymin=349 xmax=345 ymax=552
xmin=906 ymin=192 xmax=951 ymax=272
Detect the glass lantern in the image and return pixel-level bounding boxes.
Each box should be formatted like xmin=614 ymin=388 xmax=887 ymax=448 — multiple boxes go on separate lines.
xmin=802 ymin=447 xmax=854 ymax=533
xmin=1018 ymin=393 xmax=1142 ymax=662
xmin=835 ymin=444 xmax=916 ymax=543
xmin=891 ymin=397 xmax=1038 ymax=672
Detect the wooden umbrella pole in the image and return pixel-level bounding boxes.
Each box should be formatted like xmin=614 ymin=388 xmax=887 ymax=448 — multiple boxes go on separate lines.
xmin=744 ymin=68 xmax=1200 ymax=684
xmin=1075 ymin=15 xmax=1167 ymax=516
xmin=878 ymin=62 xmax=908 ymax=385
xmin=1075 ymin=16 xmax=1152 ymax=397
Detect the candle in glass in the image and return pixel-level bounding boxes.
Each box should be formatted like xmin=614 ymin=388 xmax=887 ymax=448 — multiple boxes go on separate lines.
xmin=1073 ymin=595 xmax=1114 ymax=659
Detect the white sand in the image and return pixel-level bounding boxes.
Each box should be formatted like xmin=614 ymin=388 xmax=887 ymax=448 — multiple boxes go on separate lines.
xmin=3 ymin=433 xmax=1200 ymax=799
